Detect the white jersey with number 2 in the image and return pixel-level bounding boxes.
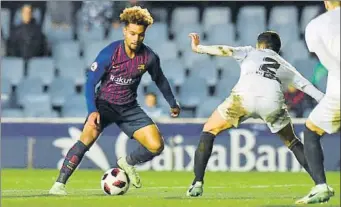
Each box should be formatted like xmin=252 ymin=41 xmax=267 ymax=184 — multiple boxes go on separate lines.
xmin=230 ymin=46 xmax=311 ymax=98
xmin=215 ymin=47 xmax=312 ymax=133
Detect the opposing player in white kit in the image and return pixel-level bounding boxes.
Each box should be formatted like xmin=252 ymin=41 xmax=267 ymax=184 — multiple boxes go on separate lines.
xmin=185 ymin=32 xmax=327 ymax=197
xmin=296 ymin=1 xmax=340 ymax=204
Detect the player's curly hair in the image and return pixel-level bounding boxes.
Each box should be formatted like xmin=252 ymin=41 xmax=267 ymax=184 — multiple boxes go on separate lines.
xmin=120 ymin=6 xmax=154 ymax=27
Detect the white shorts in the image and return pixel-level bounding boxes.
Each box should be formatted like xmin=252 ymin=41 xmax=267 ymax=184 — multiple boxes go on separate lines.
xmin=308 ymin=95 xmax=340 ymax=134
xmin=217 ymin=92 xmax=291 ymax=133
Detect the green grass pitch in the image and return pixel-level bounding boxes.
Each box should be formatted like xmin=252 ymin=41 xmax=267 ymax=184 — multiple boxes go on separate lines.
xmin=1 ymin=169 xmax=340 ymax=207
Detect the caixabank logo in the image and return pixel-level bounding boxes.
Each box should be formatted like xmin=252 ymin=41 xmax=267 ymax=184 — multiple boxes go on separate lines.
xmin=52 ymin=127 xmax=313 ymax=172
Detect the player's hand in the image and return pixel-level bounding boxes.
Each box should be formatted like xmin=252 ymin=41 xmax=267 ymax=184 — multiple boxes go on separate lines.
xmin=170 ymin=103 xmax=181 ymax=118
xmin=86 ymin=112 xmax=101 ymax=130
xmin=188 ymin=33 xmax=201 ymax=53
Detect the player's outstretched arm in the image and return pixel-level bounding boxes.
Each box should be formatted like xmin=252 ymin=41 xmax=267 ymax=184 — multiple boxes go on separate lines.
xmin=188 ymin=33 xmax=233 ymax=56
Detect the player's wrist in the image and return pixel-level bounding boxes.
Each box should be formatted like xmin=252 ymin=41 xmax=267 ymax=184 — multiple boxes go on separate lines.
xmin=170 ymin=100 xmax=180 ymax=109
xmin=196 ymin=45 xmax=204 ymax=53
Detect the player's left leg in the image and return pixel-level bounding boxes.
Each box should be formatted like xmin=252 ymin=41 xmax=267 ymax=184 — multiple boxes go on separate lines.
xmin=117 ymin=124 xmax=163 ymax=188
xmin=130 ymin=124 xmax=164 ymax=161
xmin=187 ymin=94 xmax=249 ymax=197
xmin=115 ymin=103 xmax=163 ymax=188
xmin=296 ymin=96 xmax=339 ymax=204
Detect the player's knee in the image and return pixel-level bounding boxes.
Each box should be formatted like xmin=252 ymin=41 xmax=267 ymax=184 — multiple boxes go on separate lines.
xmin=203 ymin=122 xmax=227 ymax=136
xmin=146 ymin=138 xmax=164 ymax=155
xmin=80 ymin=125 xmax=101 ymax=147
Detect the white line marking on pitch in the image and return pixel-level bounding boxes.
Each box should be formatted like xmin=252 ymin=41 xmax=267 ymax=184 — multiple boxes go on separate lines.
xmin=3 ymin=184 xmax=340 ymax=193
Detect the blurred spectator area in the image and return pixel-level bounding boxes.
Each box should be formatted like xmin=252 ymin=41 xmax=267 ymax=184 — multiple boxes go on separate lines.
xmin=1 ymin=1 xmax=326 ymax=118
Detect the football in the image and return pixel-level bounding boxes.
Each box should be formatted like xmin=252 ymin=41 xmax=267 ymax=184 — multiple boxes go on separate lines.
xmin=101 ymin=168 xmax=130 ymax=195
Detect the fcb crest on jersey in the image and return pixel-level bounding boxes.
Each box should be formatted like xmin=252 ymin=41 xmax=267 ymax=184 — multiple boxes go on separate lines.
xmin=91 ymin=62 xmax=98 ymax=71
xmin=138 ymin=64 xmax=146 ymax=71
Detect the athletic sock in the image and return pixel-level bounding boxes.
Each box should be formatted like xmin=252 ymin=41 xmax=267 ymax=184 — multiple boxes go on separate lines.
xmin=193 ymin=132 xmax=216 ymax=184
xmin=289 ymin=140 xmax=314 ymax=181
xmin=126 ymin=144 xmax=162 ymax=166
xmin=303 ymin=127 xmax=326 ymax=185
xmin=56 ymin=141 xmax=88 ymax=184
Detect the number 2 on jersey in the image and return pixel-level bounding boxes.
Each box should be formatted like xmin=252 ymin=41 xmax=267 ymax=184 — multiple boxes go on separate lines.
xmin=259 ymin=57 xmax=280 ymax=80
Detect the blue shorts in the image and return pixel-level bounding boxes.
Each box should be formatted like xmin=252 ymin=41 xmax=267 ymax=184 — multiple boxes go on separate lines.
xmin=86 ymin=99 xmax=155 ymax=138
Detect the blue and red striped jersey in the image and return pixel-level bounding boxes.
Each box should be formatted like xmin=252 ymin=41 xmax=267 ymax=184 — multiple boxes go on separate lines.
xmin=85 ymin=40 xmax=177 ymax=114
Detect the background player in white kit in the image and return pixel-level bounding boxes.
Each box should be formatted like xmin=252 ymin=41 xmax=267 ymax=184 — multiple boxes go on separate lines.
xmin=185 ymin=32 xmax=327 ymax=198
xmin=296 ymin=1 xmax=340 ymax=204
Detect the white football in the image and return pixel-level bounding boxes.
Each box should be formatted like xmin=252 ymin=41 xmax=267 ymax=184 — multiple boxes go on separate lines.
xmin=101 ymin=168 xmax=130 ymax=195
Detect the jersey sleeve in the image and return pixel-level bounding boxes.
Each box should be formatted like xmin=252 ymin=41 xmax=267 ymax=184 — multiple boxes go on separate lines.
xmin=277 ymin=45 xmax=325 ymax=101
xmin=278 ymin=57 xmax=324 ymax=102
xmin=196 ymin=45 xmax=253 ymax=63
xmin=276 ymin=56 xmax=311 ymax=90
xmin=147 ymin=53 xmax=177 ymax=108
xmin=85 ymin=43 xmax=117 ymax=114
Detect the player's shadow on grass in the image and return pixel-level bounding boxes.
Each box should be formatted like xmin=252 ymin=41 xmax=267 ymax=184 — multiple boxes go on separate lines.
xmin=2 ymin=194 xmax=56 ymax=198
xmin=2 ymin=193 xmax=105 ymax=199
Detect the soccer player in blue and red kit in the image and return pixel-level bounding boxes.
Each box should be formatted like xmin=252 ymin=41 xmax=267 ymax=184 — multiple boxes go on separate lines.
xmin=49 ymin=6 xmax=180 ymax=195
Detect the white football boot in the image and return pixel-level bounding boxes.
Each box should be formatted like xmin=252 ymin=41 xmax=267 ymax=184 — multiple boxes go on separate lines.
xmin=295 ymin=184 xmax=335 ymax=204
xmin=49 ymin=182 xmax=67 ymax=195
xmin=117 ymin=157 xmax=141 ymax=188
xmin=186 ymin=181 xmax=203 ymax=197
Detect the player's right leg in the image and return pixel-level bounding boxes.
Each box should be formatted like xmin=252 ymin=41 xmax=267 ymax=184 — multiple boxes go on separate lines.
xmin=294 ymin=120 xmax=335 ymax=205
xmin=295 ymin=119 xmax=335 ymax=205
xmin=187 ymin=110 xmax=233 ymax=197
xmin=49 ymin=122 xmax=101 ymax=195
xmin=276 ymin=123 xmax=314 ymax=180
xmin=49 ymin=100 xmax=113 ymax=195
